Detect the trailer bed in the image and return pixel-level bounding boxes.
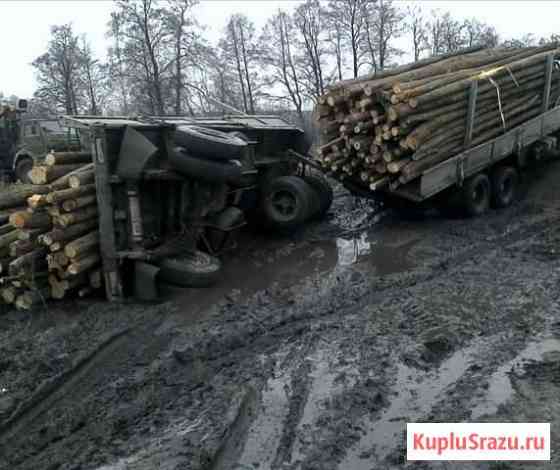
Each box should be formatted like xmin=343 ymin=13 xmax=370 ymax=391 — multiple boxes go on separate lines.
xmin=391 ymin=105 xmax=560 ymax=202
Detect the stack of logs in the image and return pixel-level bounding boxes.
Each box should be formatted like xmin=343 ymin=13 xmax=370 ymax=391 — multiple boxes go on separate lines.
xmin=0 ymin=151 xmax=102 ymax=309
xmin=314 ymin=45 xmax=560 ymax=192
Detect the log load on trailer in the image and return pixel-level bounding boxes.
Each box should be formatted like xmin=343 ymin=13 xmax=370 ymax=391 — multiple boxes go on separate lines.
xmin=313 ymin=45 xmax=560 ymax=216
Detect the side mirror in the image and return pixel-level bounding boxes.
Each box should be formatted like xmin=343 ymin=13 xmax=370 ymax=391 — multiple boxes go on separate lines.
xmin=16 ymin=99 xmax=28 ymax=112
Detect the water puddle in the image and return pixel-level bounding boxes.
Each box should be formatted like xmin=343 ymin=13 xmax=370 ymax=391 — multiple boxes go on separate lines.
xmin=335 ymin=233 xmax=419 ymax=275
xmin=471 ymin=337 xmax=560 ymax=419
xmin=340 ymin=340 xmax=482 ymax=469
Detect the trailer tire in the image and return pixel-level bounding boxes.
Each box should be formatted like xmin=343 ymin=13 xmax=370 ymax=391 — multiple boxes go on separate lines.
xmin=303 ymin=174 xmax=333 ymax=219
xmin=462 ymin=173 xmax=490 ymax=217
xmin=491 ymin=166 xmax=518 ymax=209
xmin=174 ymin=126 xmax=247 ymax=160
xmin=260 ymin=176 xmax=314 ymax=230
xmin=157 ymin=251 xmax=221 ymax=288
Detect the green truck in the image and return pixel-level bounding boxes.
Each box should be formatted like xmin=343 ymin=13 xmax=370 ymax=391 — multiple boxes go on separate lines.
xmin=0 ymin=101 xmax=80 ymax=181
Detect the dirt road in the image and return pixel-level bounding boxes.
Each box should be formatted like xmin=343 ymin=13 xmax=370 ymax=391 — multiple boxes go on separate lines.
xmin=1 ymin=161 xmax=560 ymax=470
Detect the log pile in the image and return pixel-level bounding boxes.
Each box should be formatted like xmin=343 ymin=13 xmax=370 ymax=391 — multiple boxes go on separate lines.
xmin=314 ymin=45 xmax=560 ymax=192
xmin=0 ymin=152 xmax=102 ymax=309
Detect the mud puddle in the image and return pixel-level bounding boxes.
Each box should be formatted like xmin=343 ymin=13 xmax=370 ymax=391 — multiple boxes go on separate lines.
xmin=339 ymin=339 xmax=485 ymax=469
xmin=471 ymin=336 xmax=560 ymax=419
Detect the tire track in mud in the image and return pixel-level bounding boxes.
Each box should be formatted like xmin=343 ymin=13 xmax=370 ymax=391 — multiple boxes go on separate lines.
xmin=0 ymin=313 xmax=170 ymax=464
xmin=0 ymin=328 xmax=131 ymax=442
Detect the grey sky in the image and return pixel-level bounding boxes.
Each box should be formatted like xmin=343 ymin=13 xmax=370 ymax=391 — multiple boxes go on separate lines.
xmin=0 ymin=0 xmax=558 ymax=98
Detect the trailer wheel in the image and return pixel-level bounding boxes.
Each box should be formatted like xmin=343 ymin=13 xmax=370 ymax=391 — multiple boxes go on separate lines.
xmin=303 ymin=174 xmax=333 ymax=219
xmin=261 ymin=176 xmax=314 ymax=230
xmin=157 ymin=251 xmax=221 ymax=288
xmin=491 ymin=166 xmax=518 ymax=209
xmin=462 ymin=173 xmax=490 ymax=217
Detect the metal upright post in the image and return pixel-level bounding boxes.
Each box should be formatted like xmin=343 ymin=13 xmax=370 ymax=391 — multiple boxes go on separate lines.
xmin=464 ymin=80 xmax=478 ymax=148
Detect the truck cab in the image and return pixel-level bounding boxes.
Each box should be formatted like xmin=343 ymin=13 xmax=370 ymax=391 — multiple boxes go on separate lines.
xmin=0 ymin=100 xmax=81 ymax=182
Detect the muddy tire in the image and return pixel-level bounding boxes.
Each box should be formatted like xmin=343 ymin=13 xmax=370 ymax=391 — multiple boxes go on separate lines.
xmin=461 ymin=173 xmax=491 ymax=217
xmin=157 ymin=251 xmax=221 ymax=288
xmin=15 ymin=158 xmax=33 ymax=183
xmin=260 ymin=176 xmax=314 ymax=230
xmin=491 ymin=166 xmax=518 ymax=209
xmin=303 ymin=174 xmax=333 ymax=219
xmin=174 ymin=126 xmax=247 ymax=161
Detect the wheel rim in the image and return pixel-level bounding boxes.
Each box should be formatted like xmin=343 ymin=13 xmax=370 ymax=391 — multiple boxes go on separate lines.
xmin=472 ymin=181 xmax=487 ymax=205
xmin=271 ymin=189 xmax=298 ymax=221
xmin=500 ymin=175 xmax=514 ymax=201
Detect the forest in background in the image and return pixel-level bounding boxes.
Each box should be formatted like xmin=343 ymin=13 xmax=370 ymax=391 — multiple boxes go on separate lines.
xmin=1 ymin=0 xmax=558 ymax=125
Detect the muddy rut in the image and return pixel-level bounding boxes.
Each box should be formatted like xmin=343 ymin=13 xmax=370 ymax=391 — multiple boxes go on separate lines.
xmin=1 ymin=162 xmax=560 ymax=470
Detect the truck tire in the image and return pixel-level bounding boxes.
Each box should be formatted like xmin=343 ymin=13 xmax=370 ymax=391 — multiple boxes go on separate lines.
xmin=260 ymin=176 xmax=314 ymax=230
xmin=174 ymin=126 xmax=247 ymax=161
xmin=303 ymin=174 xmax=333 ymax=219
xmin=157 ymin=250 xmax=221 ymax=288
xmin=462 ymin=173 xmax=490 ymax=217
xmin=491 ymin=166 xmax=518 ymax=208
xmin=15 ymin=158 xmax=33 ymax=183
xmin=170 ymin=147 xmax=243 ymax=184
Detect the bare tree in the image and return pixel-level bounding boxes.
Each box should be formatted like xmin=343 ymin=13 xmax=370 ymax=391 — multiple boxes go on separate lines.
xmin=260 ymin=10 xmax=304 ymax=121
xmin=324 ymin=8 xmax=345 ymax=81
xmin=107 ymin=12 xmax=130 ymax=114
xmin=463 ymin=18 xmax=499 ymax=48
xmin=326 ymin=0 xmax=372 ymax=78
xmin=32 ymin=24 xmax=82 ymax=114
xmin=110 ymin=0 xmax=172 ymax=114
xmin=406 ymin=5 xmax=429 ymax=61
xmin=294 ymin=0 xmax=326 ymax=99
xmin=79 ymin=38 xmax=108 ymax=115
xmin=362 ymin=0 xmax=404 ymax=73
xmin=428 ymin=10 xmax=466 ymax=55
xmin=220 ymin=14 xmax=259 ymax=114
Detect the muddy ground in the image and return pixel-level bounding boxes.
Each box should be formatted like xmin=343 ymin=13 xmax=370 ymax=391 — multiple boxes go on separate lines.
xmin=1 ymin=161 xmax=560 ymax=470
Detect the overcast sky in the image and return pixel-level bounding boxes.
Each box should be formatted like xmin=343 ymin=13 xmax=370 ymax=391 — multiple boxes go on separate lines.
xmin=1 ymin=0 xmax=559 ymax=98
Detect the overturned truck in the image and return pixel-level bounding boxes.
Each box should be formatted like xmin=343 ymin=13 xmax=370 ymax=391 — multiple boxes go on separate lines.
xmin=0 ymin=114 xmax=331 ymax=306
xmin=314 ymin=45 xmax=560 ymax=215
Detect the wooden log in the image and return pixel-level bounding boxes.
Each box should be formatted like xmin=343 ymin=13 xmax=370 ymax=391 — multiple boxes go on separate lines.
xmin=0 ymin=185 xmax=51 ymax=210
xmin=9 ymin=240 xmax=35 ymax=258
xmin=0 ymin=223 xmax=14 ymax=236
xmin=29 ymin=164 xmax=84 ymax=185
xmin=68 ymin=169 xmax=95 ymax=189
xmin=64 ymin=231 xmax=99 ymax=259
xmin=49 ymin=163 xmax=94 ymax=191
xmin=0 ymin=229 xmax=21 ymax=249
xmin=27 ymin=194 xmax=49 ymax=210
xmin=15 ymin=288 xmax=50 ymax=310
xmin=46 ymin=184 xmax=96 ymax=204
xmin=67 ymin=253 xmax=101 ymax=275
xmin=369 ymin=176 xmax=390 ymax=191
xmin=1 ymin=285 xmax=24 ymax=304
xmin=41 ymin=219 xmax=99 ymax=246
xmin=387 ymin=158 xmax=412 ymax=174
xmin=45 ymin=151 xmax=92 ymax=167
xmin=9 ymin=210 xmax=51 ymax=229
xmin=55 ymin=206 xmax=98 ymax=228
xmin=18 ymin=227 xmax=50 ymax=242
xmin=8 ymin=247 xmax=48 ymax=276
xmin=61 ymin=194 xmax=97 ymax=212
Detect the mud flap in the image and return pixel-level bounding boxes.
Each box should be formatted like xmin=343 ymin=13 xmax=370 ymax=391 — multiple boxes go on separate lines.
xmin=134 ymin=261 xmax=160 ymax=301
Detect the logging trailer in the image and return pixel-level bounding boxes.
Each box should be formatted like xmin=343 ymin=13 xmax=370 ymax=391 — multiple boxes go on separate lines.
xmin=61 ymin=114 xmax=329 ymax=301
xmin=338 ymin=53 xmax=560 ymax=216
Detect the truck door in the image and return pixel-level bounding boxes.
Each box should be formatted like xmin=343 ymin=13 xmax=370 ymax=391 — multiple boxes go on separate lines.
xmin=21 ymin=121 xmax=45 ymax=157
